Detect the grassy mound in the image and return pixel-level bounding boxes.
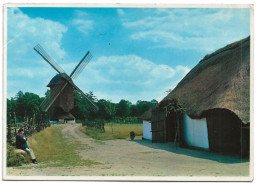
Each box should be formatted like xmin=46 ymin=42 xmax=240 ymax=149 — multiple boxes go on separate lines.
xmin=7 ymin=144 xmax=31 ymax=167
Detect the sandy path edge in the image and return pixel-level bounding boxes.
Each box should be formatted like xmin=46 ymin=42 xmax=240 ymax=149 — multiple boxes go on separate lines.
xmin=6 ymin=124 xmax=250 ymax=177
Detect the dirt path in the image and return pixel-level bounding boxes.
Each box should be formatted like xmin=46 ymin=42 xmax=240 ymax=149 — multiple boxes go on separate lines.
xmin=6 ymin=124 xmax=250 ymax=178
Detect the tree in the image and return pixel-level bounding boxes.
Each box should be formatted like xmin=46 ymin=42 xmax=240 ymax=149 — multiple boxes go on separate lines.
xmin=72 ymin=91 xmax=99 ymax=121
xmin=116 ymin=100 xmax=131 ymax=117
xmin=7 ymin=97 xmax=17 ymax=125
xmin=72 ymin=91 xmax=91 ymax=120
xmin=104 ymin=100 xmax=116 ymax=120
xmin=130 ymin=105 xmax=138 ymax=116
xmin=150 ymin=99 xmax=158 ymax=107
xmin=96 ymin=99 xmax=110 ymax=120
xmin=133 ymin=99 xmax=158 ymax=116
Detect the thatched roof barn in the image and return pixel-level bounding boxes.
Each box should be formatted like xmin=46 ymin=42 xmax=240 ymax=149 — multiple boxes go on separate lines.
xmin=152 ymin=36 xmax=250 ymax=157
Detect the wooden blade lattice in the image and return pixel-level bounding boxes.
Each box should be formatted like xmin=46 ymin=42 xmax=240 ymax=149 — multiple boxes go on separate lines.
xmin=70 ymin=51 xmax=93 ymax=79
xmin=40 ymin=82 xmax=68 ymax=112
xmin=34 ymin=44 xmax=65 ymax=74
xmin=34 ymin=44 xmax=99 ymax=112
xmin=73 ymin=84 xmax=99 ymax=112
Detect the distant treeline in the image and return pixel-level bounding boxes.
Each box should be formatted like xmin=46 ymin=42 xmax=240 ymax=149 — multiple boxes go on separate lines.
xmin=7 ymin=90 xmax=158 ymax=125
xmin=72 ymin=91 xmax=158 ymax=123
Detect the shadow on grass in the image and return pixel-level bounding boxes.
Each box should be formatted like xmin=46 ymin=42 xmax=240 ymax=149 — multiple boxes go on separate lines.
xmin=132 ymin=139 xmax=249 ymax=164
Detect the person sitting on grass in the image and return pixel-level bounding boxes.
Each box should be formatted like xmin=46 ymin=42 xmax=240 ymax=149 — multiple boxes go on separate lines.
xmin=16 ymin=128 xmax=38 ymax=164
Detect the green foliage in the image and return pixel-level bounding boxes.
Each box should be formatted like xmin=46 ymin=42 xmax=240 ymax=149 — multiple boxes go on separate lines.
xmin=167 ymin=98 xmax=186 ymax=115
xmin=7 ymin=91 xmax=48 ymax=125
xmin=130 ymin=131 xmax=135 ymax=136
xmin=15 ymin=91 xmax=40 ymax=119
xmin=72 ymin=90 xmax=100 ymax=121
xmin=130 ymin=100 xmax=158 ymax=116
xmin=7 ymin=98 xmax=17 ymax=124
xmin=8 ymin=90 xmax=158 ymax=127
xmin=7 ymin=91 xmax=50 ymax=144
xmin=6 ymin=144 xmax=31 ymax=167
xmin=96 ymin=99 xmax=116 ymax=120
xmin=72 ymin=90 xmax=158 ymax=122
xmin=72 ymin=91 xmax=91 ymax=120
xmin=116 ymin=100 xmax=132 ymax=117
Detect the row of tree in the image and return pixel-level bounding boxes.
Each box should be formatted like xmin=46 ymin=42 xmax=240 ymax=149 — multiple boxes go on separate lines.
xmin=72 ymin=91 xmax=158 ymax=122
xmin=7 ymin=91 xmax=48 ymax=126
xmin=7 ymin=91 xmax=50 ymax=144
xmin=7 ymin=90 xmax=158 ymax=125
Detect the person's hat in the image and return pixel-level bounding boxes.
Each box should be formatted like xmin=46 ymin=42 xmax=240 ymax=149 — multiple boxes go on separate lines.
xmin=18 ymin=128 xmax=24 ymax=133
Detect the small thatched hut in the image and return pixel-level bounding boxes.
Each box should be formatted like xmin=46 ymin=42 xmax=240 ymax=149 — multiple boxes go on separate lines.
xmin=152 ymin=36 xmax=250 ymax=157
xmin=139 ymin=109 xmax=153 ymax=140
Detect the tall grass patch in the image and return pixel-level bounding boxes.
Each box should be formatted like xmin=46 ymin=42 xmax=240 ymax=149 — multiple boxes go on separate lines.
xmin=28 ymin=125 xmax=99 ymax=167
xmin=81 ymin=123 xmax=143 ymax=140
xmin=6 ymin=144 xmax=31 ymax=167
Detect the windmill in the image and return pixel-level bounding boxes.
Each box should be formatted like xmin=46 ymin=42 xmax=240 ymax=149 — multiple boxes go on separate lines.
xmin=34 ymin=44 xmax=99 ymax=124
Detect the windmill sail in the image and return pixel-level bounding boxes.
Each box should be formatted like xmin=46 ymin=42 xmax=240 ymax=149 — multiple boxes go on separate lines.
xmin=73 ymin=84 xmax=99 ymax=112
xmin=40 ymin=82 xmax=68 ymax=112
xmin=34 ymin=43 xmax=99 ymax=114
xmin=70 ymin=51 xmax=93 ymax=79
xmin=34 ymin=44 xmax=65 ymax=74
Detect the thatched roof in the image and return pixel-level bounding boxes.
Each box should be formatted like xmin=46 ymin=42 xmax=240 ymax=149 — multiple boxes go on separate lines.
xmin=158 ymin=36 xmax=250 ymax=124
xmin=47 ymin=74 xmax=64 ymax=87
xmin=138 ymin=109 xmax=152 ymax=121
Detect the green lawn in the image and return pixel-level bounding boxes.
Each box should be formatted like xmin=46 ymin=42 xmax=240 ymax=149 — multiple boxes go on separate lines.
xmin=80 ymin=123 xmax=143 ymax=140
xmin=27 ymin=125 xmax=99 ymax=168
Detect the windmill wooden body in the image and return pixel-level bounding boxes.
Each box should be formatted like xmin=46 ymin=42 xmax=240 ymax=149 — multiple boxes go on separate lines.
xmin=34 ymin=44 xmax=99 ymax=124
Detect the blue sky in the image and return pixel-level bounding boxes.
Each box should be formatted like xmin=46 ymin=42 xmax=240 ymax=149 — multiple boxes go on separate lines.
xmin=7 ymin=7 xmax=250 ymax=103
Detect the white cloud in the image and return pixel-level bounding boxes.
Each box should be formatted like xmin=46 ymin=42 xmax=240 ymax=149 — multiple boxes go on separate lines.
xmin=74 ymin=55 xmax=190 ymax=103
xmin=176 ymin=65 xmax=190 ymax=74
xmin=74 ymin=10 xmax=88 ymax=17
xmin=122 ymin=8 xmax=250 ymax=52
xmin=131 ymin=31 xmax=182 ymax=44
xmin=8 ymin=68 xmax=34 ymax=78
xmin=7 ymin=8 xmax=68 ymax=98
xmin=71 ymin=10 xmax=93 ymax=35
xmin=71 ymin=19 xmax=93 ymax=34
xmin=117 ymin=9 xmax=125 ymax=16
xmin=7 ymin=8 xmax=67 ymax=61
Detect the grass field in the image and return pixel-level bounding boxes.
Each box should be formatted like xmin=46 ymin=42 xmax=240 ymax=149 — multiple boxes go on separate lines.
xmin=8 ymin=123 xmax=142 ymax=168
xmin=27 ymin=125 xmax=99 ymax=167
xmin=80 ymin=123 xmax=143 ymax=140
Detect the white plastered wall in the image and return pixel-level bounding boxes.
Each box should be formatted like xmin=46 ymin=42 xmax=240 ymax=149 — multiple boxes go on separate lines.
xmin=66 ymin=120 xmax=75 ymax=124
xmin=143 ymin=120 xmax=152 ymax=140
xmin=183 ymin=113 xmax=209 ymax=149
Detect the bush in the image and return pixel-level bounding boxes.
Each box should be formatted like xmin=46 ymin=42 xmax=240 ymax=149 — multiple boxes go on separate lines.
xmin=130 ymin=131 xmax=135 ymax=136
xmin=7 ymin=144 xmax=31 ymax=167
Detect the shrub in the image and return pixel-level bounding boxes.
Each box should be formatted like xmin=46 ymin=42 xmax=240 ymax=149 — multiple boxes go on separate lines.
xmin=129 ymin=131 xmax=135 ymax=140
xmin=130 ymin=131 xmax=135 ymax=136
